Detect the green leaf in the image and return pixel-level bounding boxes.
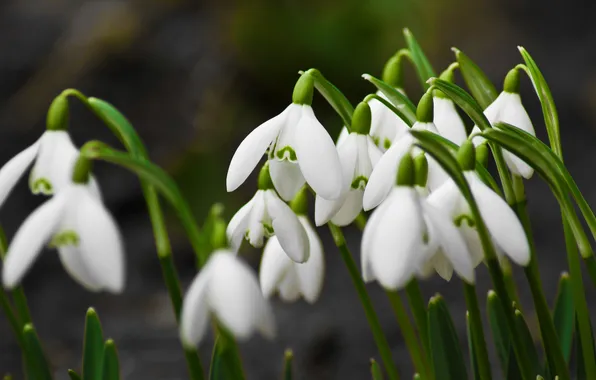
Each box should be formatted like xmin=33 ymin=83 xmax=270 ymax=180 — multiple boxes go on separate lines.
xmin=68 ymin=370 xmax=82 ymax=380
xmin=102 ymin=340 xmax=120 ymax=380
xmin=513 ymin=309 xmax=542 ymax=376
xmin=552 ymin=273 xmax=574 ymax=363
xmin=364 ymin=93 xmax=413 ymax=128
xmin=428 ymin=295 xmax=468 ymax=380
xmin=82 ymin=308 xmax=105 ymax=380
xmin=466 ymin=313 xmax=481 ymax=380
xmin=453 ymin=48 xmax=498 ymax=109
xmin=518 ymin=47 xmax=561 ymax=155
xmin=209 ymin=330 xmax=245 ymax=380
xmin=362 ymin=74 xmax=417 ymax=123
xmin=22 ymin=324 xmax=53 ymax=380
xmin=283 ymin=350 xmax=293 ymax=380
xmin=369 ymin=359 xmax=384 ymax=380
xmin=403 ymin=28 xmax=436 ymax=89
xmin=575 ymin=317 xmax=596 ymax=380
xmin=302 ymin=68 xmax=353 ymax=127
xmin=487 ymin=290 xmax=511 ymax=375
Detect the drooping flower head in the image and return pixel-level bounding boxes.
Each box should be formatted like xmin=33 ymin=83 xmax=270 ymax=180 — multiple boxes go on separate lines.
xmin=2 ymin=154 xmax=124 ymax=293
xmin=226 ymin=71 xmax=342 ymax=201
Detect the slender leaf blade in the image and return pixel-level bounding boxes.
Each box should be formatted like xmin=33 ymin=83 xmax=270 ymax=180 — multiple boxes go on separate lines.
xmin=209 ymin=330 xmax=245 ymax=380
xmin=403 ymin=28 xmax=436 ymax=88
xmin=487 ymin=290 xmax=511 ymax=375
xmin=83 ymin=308 xmax=105 ymax=380
xmin=68 ymin=370 xmax=82 ymax=380
xmin=513 ymin=309 xmax=542 ymax=376
xmin=453 ymin=48 xmax=498 ymax=109
xmin=283 ymin=350 xmax=293 ymax=380
xmin=466 ymin=312 xmax=481 ymax=380
xmin=303 ymin=69 xmax=353 ymax=127
xmin=22 ymin=324 xmax=53 ymax=380
xmin=552 ymin=272 xmax=574 ymax=363
xmin=362 ymin=74 xmax=417 ymax=123
xmin=102 ymin=340 xmax=120 ymax=380
xmin=370 ymin=359 xmax=384 ymax=380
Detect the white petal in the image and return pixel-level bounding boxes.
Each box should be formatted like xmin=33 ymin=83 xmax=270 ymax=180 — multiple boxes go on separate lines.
xmin=367 ymin=136 xmax=383 ymax=167
xmin=426 ymin=155 xmax=449 ymax=191
xmin=363 ymin=133 xmax=413 ymax=210
xmin=58 ymin=245 xmax=103 ymax=291
xmin=460 ymin=224 xmax=485 ymax=267
xmin=314 ymin=195 xmax=343 ymax=227
xmin=295 ymin=216 xmax=325 ymax=303
xmin=294 ymin=106 xmax=343 ymax=200
xmin=431 ymin=252 xmax=454 ymax=281
xmin=226 ymin=198 xmax=254 ymax=251
xmin=75 ymin=186 xmax=125 ymax=293
xmin=361 ymin=197 xmax=392 ymax=283
xmin=269 ymin=160 xmax=305 ymax=201
xmin=208 ymin=252 xmax=275 ymax=340
xmin=226 ymin=108 xmax=286 ymax=192
xmin=336 ymin=126 xmax=350 ymax=146
xmin=259 ymin=236 xmax=291 ymax=298
xmin=277 ymin=269 xmax=301 ymax=302
xmin=247 ymin=191 xmax=266 ymax=247
xmin=30 ymin=131 xmax=78 ymax=195
xmin=433 ymin=97 xmax=467 ymax=145
xmin=266 ymin=191 xmax=309 ymax=263
xmin=0 ymin=140 xmax=40 ymax=209
xmin=2 ymin=190 xmax=68 ymax=288
xmin=427 ymin=179 xmax=462 ymax=216
xmin=503 ymin=150 xmax=534 ymax=179
xmin=330 ymin=190 xmax=363 ymax=226
xmin=468 ymin=175 xmax=530 ymax=266
xmin=370 ymin=96 xmax=409 ymax=151
xmin=180 ymin=262 xmax=213 ymax=347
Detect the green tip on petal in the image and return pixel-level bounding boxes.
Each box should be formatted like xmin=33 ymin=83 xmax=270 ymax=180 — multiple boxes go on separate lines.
xmin=72 ymin=154 xmax=93 ymax=184
xmin=258 ymin=162 xmax=275 ymax=190
xmin=416 ymin=92 xmax=434 ymax=123
xmin=503 ymin=68 xmax=520 ymax=94
xmin=351 ymin=102 xmax=372 ymax=135
xmin=414 ymin=153 xmax=428 ymax=187
xmin=46 ymin=95 xmax=69 ymax=131
xmin=289 ymin=187 xmax=309 ymax=215
xmin=457 ymin=141 xmax=476 ymax=170
xmin=292 ymin=72 xmax=314 ymax=106
xmin=382 ymin=53 xmax=404 ymax=88
xmin=396 ymin=153 xmax=415 ymax=187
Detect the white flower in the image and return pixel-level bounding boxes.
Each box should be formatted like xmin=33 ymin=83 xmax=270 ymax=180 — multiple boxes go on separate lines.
xmin=428 ymin=171 xmax=530 ymax=266
xmin=180 ymin=250 xmax=275 ymax=347
xmin=361 ymin=187 xmax=474 ymax=290
xmin=363 ymin=123 xmax=448 ymax=211
xmin=260 ymin=216 xmax=324 ymax=303
xmin=2 ymin=182 xmax=124 ymax=292
xmin=433 ymin=96 xmax=467 ymax=145
xmin=226 ymin=104 xmax=342 ymax=201
xmin=226 ymin=189 xmax=309 ymax=263
xmin=369 ymin=92 xmax=410 ymax=151
xmin=0 ymin=130 xmax=81 ymax=209
xmin=315 ymin=132 xmax=382 ymax=226
xmin=471 ymin=92 xmax=535 ymax=178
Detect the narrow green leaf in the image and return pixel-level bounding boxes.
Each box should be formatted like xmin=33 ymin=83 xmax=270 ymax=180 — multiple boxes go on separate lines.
xmin=453 ymin=48 xmax=498 ymax=109
xmin=487 ymin=291 xmax=511 ymax=375
xmin=22 ymin=324 xmax=53 ymax=380
xmin=403 ymin=28 xmax=436 ymax=88
xmin=428 ymin=295 xmax=468 ymax=380
xmin=513 ymin=309 xmax=542 ymax=376
xmin=518 ymin=47 xmax=561 ymax=155
xmin=102 ymin=340 xmax=120 ymax=380
xmin=83 ymin=308 xmax=105 ymax=380
xmin=362 ymin=74 xmax=417 ymax=123
xmin=302 ymin=68 xmax=353 ymax=127
xmin=364 ymin=93 xmax=413 ymax=127
xmin=506 ymin=346 xmax=523 ymax=380
xmin=574 ymin=317 xmax=596 ymax=380
xmin=283 ymin=350 xmax=293 ymax=380
xmin=209 ymin=330 xmax=245 ymax=380
xmin=466 ymin=313 xmax=481 ymax=380
xmin=370 ymin=359 xmax=384 ymax=380
xmin=552 ymin=273 xmax=574 ymax=363
xmin=68 ymin=370 xmax=82 ymax=380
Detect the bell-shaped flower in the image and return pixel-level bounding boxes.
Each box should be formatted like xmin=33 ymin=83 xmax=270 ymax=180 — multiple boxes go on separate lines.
xmin=433 ymin=95 xmax=467 ymax=145
xmin=470 ymin=69 xmax=535 ymax=178
xmin=361 ymin=155 xmax=474 ymax=290
xmin=226 ymin=164 xmax=309 ymax=263
xmin=315 ymin=103 xmax=383 ymax=226
xmin=260 ymin=214 xmax=324 ymax=303
xmin=2 ymin=156 xmax=124 ymax=292
xmin=226 ymin=73 xmax=342 ymax=201
xmin=180 ymin=250 xmax=275 ymax=347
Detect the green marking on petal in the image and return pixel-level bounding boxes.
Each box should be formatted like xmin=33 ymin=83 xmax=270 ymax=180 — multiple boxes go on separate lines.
xmin=30 ymin=178 xmax=53 ymax=195
xmin=372 ymin=136 xmax=380 ymax=147
xmin=48 ymin=230 xmax=80 ymax=248
xmin=351 ymin=176 xmax=368 ymax=190
xmin=275 ymin=146 xmax=297 ymax=161
xmin=383 ymin=138 xmax=392 ymax=150
xmin=454 ymin=214 xmax=475 ymax=228
xmin=263 ymin=223 xmax=274 ymax=237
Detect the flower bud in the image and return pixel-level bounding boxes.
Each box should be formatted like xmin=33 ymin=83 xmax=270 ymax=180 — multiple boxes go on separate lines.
xmin=290 ymin=187 xmax=308 ymax=216
xmin=414 ymin=153 xmax=428 ymax=187
xmin=503 ymin=68 xmax=520 ymax=94
xmin=416 ymin=92 xmax=434 ymax=123
xmin=381 ymin=53 xmax=404 ymax=88
xmin=457 ymin=141 xmax=476 ymax=170
xmin=46 ymin=95 xmax=69 ymax=131
xmin=351 ymin=102 xmax=372 ymax=135
xmin=292 ymin=73 xmax=314 ymax=106
xmin=71 ymin=154 xmax=93 ymax=184
xmin=396 ymin=154 xmax=415 ymax=187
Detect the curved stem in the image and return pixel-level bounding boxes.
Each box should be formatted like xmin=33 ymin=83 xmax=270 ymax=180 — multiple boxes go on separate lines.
xmin=328 ymin=224 xmax=399 ymax=380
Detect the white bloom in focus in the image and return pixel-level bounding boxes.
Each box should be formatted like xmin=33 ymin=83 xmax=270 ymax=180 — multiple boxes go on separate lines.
xmin=315 ymin=132 xmax=382 ymax=226
xmin=260 ymin=216 xmax=324 ymax=303
xmin=180 ymin=250 xmax=275 ymax=347
xmin=369 ymin=92 xmax=410 ymax=151
xmin=0 ymin=130 xmax=81 ymax=209
xmin=470 ymin=92 xmax=535 ymax=178
xmin=433 ymin=96 xmax=467 ymax=145
xmin=428 ymin=171 xmax=531 ymax=266
xmin=226 ymin=103 xmax=342 ymax=201
xmin=226 ymin=189 xmax=309 ymax=263
xmin=2 ymin=182 xmax=124 ymax=292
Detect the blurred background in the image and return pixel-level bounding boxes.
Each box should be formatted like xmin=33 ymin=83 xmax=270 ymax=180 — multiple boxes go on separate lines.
xmin=1 ymin=0 xmax=596 ymax=379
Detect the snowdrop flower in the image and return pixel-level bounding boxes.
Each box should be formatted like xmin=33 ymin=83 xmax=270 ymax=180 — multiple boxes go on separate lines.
xmin=180 ymin=250 xmax=275 ymax=347
xmin=428 ymin=142 xmax=530 ymax=267
xmin=226 ymin=163 xmax=309 ymax=263
xmin=315 ymin=102 xmax=383 ymax=226
xmin=363 ymin=93 xmax=449 ymax=210
xmin=369 ymin=91 xmax=410 ymax=151
xmin=432 ymin=66 xmax=467 ymax=145
xmin=470 ymin=69 xmax=535 ymax=178
xmin=260 ymin=192 xmax=325 ymax=303
xmin=2 ymin=155 xmax=124 ymax=292
xmin=361 ymin=154 xmax=474 ymax=290
xmin=0 ymin=96 xmax=83 ymax=209
xmin=226 ymin=72 xmax=342 ymax=201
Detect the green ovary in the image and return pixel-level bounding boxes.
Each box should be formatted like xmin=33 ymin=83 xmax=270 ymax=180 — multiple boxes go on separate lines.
xmin=49 ymin=230 xmax=80 ymax=248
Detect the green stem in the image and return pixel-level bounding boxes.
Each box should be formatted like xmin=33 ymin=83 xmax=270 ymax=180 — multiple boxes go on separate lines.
xmin=385 ymin=291 xmax=428 ymax=378
xmin=404 ymin=279 xmax=430 ymax=364
xmin=463 ymin=284 xmax=492 ymax=380
xmin=0 ymin=226 xmax=32 ymax=328
xmin=584 ymin=256 xmax=596 ymax=287
xmin=328 ymin=224 xmax=399 ymax=380
xmin=499 ymin=258 xmax=521 ymax=307
xmin=0 ymin=288 xmax=23 ymax=347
